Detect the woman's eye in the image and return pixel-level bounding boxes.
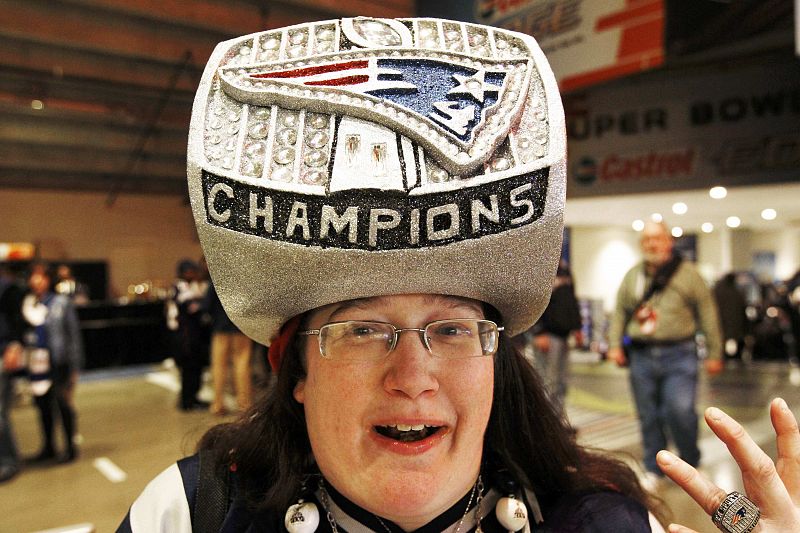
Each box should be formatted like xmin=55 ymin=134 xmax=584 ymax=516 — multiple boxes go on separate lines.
xmin=435 ymin=323 xmax=469 ymax=336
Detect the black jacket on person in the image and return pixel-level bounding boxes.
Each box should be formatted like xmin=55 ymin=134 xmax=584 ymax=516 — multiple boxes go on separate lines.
xmin=0 ymin=277 xmax=25 ymax=353
xmin=713 ymin=275 xmax=747 ymax=341
xmin=535 ymin=279 xmax=582 ymax=339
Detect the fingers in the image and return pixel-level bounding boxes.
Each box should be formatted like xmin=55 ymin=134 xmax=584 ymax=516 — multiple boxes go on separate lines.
xmin=657 ymin=450 xmax=728 ymax=516
xmin=771 ymin=398 xmax=800 ymax=505
xmin=704 ymin=406 xmax=795 ymax=517
xmin=608 ymin=348 xmax=627 ymax=367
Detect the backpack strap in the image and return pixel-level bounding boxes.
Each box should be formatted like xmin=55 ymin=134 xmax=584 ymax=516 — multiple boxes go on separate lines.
xmin=194 ymin=449 xmax=230 ymax=533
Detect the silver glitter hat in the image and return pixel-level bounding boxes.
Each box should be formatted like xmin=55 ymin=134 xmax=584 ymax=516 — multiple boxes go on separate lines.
xmin=188 ymin=17 xmax=566 ymax=345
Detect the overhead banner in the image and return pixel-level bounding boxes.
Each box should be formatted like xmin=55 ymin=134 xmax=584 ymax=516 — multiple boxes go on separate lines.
xmin=418 ymin=0 xmax=665 ymax=91
xmin=565 ymin=53 xmax=800 ymax=197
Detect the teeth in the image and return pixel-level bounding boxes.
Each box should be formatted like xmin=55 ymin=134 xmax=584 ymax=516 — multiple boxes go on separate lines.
xmin=384 ymin=423 xmax=436 ymax=431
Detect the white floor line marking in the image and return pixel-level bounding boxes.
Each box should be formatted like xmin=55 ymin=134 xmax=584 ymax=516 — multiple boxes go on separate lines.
xmin=93 ymin=457 xmax=128 ymax=483
xmin=32 ymin=523 xmax=95 ymax=533
xmin=145 ymin=370 xmax=180 ymax=392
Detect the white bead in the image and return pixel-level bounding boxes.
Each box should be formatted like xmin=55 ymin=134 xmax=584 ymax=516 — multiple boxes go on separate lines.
xmin=284 ymin=501 xmax=320 ymax=533
xmin=495 ymin=496 xmax=528 ymax=532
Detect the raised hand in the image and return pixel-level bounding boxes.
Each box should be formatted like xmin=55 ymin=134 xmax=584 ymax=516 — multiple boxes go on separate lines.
xmin=655 ymin=398 xmax=800 ymax=533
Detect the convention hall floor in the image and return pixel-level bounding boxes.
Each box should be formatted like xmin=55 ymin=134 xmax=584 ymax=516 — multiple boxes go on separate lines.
xmin=2 ymin=355 xmax=798 ymax=533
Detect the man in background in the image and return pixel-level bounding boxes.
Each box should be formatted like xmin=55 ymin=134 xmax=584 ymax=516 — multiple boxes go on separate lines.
xmin=529 ymin=260 xmax=583 ymax=414
xmin=713 ymin=272 xmax=748 ymax=363
xmin=54 ymin=264 xmax=90 ymax=306
xmin=608 ymin=221 xmax=723 ymax=488
xmin=169 ymin=260 xmax=209 ymax=411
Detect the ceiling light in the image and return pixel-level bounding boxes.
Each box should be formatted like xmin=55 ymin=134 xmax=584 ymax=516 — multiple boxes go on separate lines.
xmin=709 ymin=186 xmax=727 ymax=199
xmin=672 ymin=202 xmax=688 ymax=215
xmin=31 ymin=99 xmax=44 ymax=110
xmin=632 ymin=219 xmax=645 ymax=231
xmin=726 ymin=216 xmax=741 ymax=228
xmin=701 ymin=222 xmax=714 ymax=233
xmin=761 ymin=208 xmax=777 ymax=221
xmin=650 ymin=213 xmax=663 ymax=223
xmin=671 ymin=227 xmax=683 ymax=238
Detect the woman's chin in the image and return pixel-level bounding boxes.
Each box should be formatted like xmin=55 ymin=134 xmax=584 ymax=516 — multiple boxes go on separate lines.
xmin=353 ymin=473 xmax=460 ymax=524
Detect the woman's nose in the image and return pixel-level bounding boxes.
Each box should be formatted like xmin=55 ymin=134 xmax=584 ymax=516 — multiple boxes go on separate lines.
xmin=382 ymin=329 xmax=439 ymax=399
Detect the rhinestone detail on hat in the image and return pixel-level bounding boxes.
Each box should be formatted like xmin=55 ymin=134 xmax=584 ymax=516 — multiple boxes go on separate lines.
xmin=206 ymin=18 xmax=541 ymax=182
xmin=202 ymin=17 xmax=549 ymax=198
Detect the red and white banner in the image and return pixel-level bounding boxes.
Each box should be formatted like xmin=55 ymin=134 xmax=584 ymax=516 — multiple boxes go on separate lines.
xmin=469 ymin=0 xmax=665 ymax=91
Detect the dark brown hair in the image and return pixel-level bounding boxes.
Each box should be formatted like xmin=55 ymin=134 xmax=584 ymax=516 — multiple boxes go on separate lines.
xmin=199 ymin=309 xmax=666 ymax=523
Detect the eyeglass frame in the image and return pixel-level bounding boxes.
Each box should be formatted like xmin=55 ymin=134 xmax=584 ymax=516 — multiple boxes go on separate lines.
xmin=297 ymin=319 xmax=505 ymax=360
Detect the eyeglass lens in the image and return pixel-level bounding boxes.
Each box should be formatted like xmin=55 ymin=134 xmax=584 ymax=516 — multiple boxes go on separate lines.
xmin=318 ymin=320 xmax=498 ymax=360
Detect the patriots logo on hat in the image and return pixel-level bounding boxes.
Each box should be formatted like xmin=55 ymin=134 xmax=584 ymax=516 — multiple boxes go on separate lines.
xmin=218 ymin=47 xmax=531 ymax=175
xmin=241 ymin=58 xmax=503 ymax=141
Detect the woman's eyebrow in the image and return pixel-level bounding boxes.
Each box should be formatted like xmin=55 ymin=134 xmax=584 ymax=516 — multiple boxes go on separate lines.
xmin=327 ymin=299 xmax=372 ymax=320
xmin=426 ymin=295 xmax=483 ymax=314
xmin=327 ymin=295 xmax=483 ymax=321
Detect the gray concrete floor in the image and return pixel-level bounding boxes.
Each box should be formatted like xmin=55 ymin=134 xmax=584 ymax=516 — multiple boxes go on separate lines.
xmin=1 ymin=356 xmax=798 ymax=532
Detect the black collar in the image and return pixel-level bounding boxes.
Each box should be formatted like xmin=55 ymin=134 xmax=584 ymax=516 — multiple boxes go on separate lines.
xmin=323 ymin=481 xmax=479 ymax=533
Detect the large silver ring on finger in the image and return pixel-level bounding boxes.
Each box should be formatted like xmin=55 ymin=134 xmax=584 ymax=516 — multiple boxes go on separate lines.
xmin=712 ymin=491 xmax=760 ymax=533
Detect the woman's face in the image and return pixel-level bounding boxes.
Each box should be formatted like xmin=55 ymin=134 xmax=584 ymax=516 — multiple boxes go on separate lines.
xmin=294 ymin=294 xmax=495 ymax=529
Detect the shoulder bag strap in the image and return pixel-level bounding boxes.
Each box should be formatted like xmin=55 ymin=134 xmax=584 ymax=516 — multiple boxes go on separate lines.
xmin=194 ymin=449 xmax=230 ymax=533
xmin=624 ymin=255 xmax=683 ymax=329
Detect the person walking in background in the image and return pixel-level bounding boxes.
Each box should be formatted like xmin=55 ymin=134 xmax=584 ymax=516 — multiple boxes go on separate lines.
xmin=54 ymin=264 xmax=90 ymax=306
xmin=204 ymin=280 xmax=252 ymax=416
xmin=713 ymin=272 xmax=749 ymax=363
xmin=608 ymin=220 xmax=723 ymax=489
xmin=21 ymin=266 xmax=84 ymax=463
xmin=0 ymin=264 xmax=25 ymax=481
xmin=169 ymin=260 xmax=209 ymax=411
xmin=529 ymin=259 xmax=582 ymax=414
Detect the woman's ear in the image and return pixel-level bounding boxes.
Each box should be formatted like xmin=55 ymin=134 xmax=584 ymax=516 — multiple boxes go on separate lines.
xmin=293 ymin=379 xmax=306 ymax=403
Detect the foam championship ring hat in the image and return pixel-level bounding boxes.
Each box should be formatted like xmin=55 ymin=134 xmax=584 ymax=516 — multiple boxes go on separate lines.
xmin=188 ymin=17 xmax=566 ymax=347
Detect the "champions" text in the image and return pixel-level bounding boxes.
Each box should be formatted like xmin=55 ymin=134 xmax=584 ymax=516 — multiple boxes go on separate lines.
xmin=201 ymin=169 xmax=548 ymax=250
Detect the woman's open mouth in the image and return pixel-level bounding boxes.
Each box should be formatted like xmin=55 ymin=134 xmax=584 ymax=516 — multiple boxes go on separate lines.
xmin=375 ymin=424 xmax=443 ymax=442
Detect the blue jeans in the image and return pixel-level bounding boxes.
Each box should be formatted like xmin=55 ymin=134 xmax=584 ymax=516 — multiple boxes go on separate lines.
xmin=628 ymin=339 xmax=700 ymax=474
xmin=533 ymin=334 xmax=569 ymax=413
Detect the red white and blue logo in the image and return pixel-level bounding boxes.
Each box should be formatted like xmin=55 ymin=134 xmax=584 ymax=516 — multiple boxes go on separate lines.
xmin=245 ymin=57 xmax=505 ymax=142
xmin=219 ymin=48 xmax=531 ymax=174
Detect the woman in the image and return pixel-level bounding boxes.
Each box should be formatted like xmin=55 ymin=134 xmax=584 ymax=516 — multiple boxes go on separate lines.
xmin=123 ymin=293 xmax=662 ymax=531
xmin=22 ymin=266 xmax=83 ymax=462
xmin=121 ymin=17 xmax=798 ymax=532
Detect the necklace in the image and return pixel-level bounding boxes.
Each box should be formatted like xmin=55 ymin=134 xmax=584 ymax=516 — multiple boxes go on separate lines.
xmin=318 ymin=476 xmax=484 ymax=533
xmin=317 ymin=482 xmax=340 ymax=533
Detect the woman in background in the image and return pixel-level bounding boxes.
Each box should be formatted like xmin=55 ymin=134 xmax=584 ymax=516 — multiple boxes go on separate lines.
xmin=22 ymin=266 xmax=84 ymax=462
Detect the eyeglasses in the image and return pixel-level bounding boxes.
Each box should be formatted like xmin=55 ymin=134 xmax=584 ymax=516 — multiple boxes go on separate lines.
xmin=298 ymin=319 xmax=504 ymax=361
